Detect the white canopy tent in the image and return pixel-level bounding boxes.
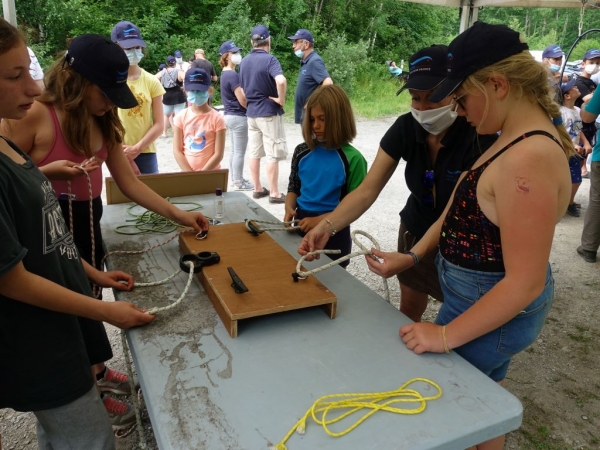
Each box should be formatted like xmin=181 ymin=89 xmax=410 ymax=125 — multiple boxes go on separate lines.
xmin=400 ymin=0 xmax=598 ymax=32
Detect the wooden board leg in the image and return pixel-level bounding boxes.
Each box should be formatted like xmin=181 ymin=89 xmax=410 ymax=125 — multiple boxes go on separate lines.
xmin=321 ymin=301 xmax=336 ymax=319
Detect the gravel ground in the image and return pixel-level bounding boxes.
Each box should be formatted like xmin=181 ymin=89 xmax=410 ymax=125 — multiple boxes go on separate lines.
xmin=1 ymin=114 xmax=597 ymax=450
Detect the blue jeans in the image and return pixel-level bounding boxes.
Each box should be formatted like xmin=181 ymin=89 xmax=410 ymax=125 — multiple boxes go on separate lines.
xmin=134 ymin=153 xmax=159 ymax=175
xmin=225 ymin=115 xmax=248 ymax=182
xmin=434 ymin=254 xmax=554 ymax=381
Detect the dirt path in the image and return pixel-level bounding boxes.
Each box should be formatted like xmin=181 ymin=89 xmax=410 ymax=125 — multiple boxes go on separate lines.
xmin=1 ymin=116 xmax=598 ymax=450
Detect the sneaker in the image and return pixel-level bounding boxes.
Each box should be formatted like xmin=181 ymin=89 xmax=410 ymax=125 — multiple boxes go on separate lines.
xmin=97 ymin=367 xmax=138 ymax=395
xmin=252 ymin=187 xmax=269 ymax=199
xmin=269 ymin=193 xmax=286 ymax=204
xmin=234 ymin=179 xmax=255 ymax=191
xmin=567 ymin=204 xmax=580 ymax=217
xmin=573 ymin=202 xmax=582 ymax=210
xmin=103 ymin=396 xmax=137 ymax=431
xmin=577 ymin=246 xmax=597 ymax=263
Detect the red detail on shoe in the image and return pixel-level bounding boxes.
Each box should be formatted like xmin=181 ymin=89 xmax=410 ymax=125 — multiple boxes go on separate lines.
xmin=103 ymin=368 xmax=128 ymax=383
xmin=103 ymin=397 xmax=128 ymax=415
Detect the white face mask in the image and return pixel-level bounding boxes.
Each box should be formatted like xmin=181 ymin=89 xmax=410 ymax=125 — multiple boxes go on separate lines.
xmin=176 ymin=57 xmax=183 ymax=63
xmin=410 ymin=104 xmax=458 ymax=135
xmin=584 ymin=63 xmax=599 ymax=75
xmin=231 ymin=53 xmax=242 ymax=65
xmin=125 ymin=49 xmax=144 ymax=66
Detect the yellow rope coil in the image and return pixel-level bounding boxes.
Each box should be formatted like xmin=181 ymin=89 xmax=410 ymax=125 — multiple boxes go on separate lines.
xmin=271 ymin=378 xmax=442 ymax=450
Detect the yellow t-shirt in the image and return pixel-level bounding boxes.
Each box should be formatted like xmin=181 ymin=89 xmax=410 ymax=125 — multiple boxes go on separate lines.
xmin=118 ymin=69 xmax=165 ymax=154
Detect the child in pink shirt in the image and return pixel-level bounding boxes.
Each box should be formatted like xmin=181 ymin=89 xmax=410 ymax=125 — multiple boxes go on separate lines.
xmin=173 ymin=68 xmax=226 ymax=171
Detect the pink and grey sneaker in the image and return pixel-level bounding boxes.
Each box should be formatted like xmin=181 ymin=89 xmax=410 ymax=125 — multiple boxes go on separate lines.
xmin=97 ymin=367 xmax=138 ymax=395
xmin=102 ymin=396 xmax=137 ymax=431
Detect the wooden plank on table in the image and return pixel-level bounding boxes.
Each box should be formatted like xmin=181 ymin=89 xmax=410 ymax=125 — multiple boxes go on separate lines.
xmin=178 ymin=222 xmax=337 ymax=338
xmin=105 ymin=169 xmax=229 ymax=204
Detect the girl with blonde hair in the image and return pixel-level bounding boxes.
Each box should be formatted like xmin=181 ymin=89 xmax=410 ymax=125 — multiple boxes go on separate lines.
xmin=366 ymin=22 xmax=572 ymax=449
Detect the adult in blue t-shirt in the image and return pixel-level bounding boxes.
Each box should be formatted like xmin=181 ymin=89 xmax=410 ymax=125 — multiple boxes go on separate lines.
xmin=287 ymin=29 xmax=333 ymax=125
xmin=239 ymin=24 xmax=288 ymax=204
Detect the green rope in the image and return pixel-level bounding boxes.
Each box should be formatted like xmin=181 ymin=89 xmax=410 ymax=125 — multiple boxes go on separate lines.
xmin=115 ymin=199 xmax=203 ymax=235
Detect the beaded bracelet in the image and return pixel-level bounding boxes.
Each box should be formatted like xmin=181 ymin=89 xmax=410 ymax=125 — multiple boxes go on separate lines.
xmin=324 ymin=218 xmax=337 ymax=236
xmin=404 ymin=251 xmax=420 ymax=267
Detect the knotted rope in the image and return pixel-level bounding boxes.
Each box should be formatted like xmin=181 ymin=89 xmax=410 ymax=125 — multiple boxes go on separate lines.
xmin=271 ymin=378 xmax=442 ymax=450
xmin=294 ymin=230 xmax=390 ymax=302
xmin=245 ymin=218 xmax=300 ymax=233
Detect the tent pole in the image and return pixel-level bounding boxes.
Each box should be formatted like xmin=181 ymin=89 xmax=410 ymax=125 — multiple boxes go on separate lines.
xmin=2 ymin=0 xmax=17 ymax=26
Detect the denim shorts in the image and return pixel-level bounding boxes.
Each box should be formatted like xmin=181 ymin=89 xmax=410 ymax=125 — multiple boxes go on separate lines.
xmin=569 ymin=154 xmax=583 ymax=184
xmin=134 ymin=153 xmax=159 ymax=175
xmin=434 ymin=254 xmax=554 ymax=382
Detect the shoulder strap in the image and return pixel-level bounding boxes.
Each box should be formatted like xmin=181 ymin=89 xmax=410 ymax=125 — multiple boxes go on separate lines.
xmin=487 ymin=130 xmax=563 ymax=165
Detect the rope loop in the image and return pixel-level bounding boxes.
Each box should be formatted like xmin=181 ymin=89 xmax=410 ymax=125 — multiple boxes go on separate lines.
xmin=293 ymin=230 xmax=389 ymax=302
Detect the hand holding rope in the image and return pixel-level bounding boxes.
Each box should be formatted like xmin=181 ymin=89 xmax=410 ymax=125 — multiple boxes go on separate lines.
xmin=293 ymin=230 xmax=390 ymax=303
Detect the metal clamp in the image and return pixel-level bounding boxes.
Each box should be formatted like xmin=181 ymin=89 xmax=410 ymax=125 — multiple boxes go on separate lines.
xmin=179 ymin=251 xmax=220 ymax=273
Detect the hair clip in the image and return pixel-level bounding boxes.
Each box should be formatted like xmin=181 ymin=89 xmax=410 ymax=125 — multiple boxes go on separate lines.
xmin=552 ymin=117 xmax=563 ymax=126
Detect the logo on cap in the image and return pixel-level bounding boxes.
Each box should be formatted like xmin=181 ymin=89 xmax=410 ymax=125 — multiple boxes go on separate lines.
xmin=123 ymin=27 xmax=139 ymax=39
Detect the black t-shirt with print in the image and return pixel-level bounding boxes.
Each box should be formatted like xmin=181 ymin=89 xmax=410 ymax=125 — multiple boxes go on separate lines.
xmin=380 ymin=115 xmax=497 ymax=239
xmin=0 ymin=138 xmax=93 ymax=411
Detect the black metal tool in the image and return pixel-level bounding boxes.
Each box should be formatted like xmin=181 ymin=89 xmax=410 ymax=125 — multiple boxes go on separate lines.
xmin=179 ymin=251 xmax=220 ymax=273
xmin=227 ymin=267 xmax=248 ymax=294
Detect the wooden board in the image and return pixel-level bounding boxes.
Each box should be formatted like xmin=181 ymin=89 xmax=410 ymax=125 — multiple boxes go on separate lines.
xmin=179 ymin=223 xmax=337 ymax=338
xmin=105 ymin=169 xmax=229 ymax=204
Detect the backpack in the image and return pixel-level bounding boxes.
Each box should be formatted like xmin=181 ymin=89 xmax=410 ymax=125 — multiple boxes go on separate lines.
xmin=161 ymin=68 xmax=178 ymax=89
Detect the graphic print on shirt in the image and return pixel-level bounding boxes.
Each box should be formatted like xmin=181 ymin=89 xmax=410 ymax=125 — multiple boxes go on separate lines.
xmin=565 ymin=117 xmax=583 ymax=141
xmin=125 ymin=85 xmax=147 ymax=118
xmin=185 ymin=128 xmax=207 ymax=153
xmin=41 ymin=181 xmax=79 ymax=259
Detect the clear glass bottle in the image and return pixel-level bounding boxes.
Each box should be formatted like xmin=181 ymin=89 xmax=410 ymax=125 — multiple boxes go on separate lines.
xmin=214 ymin=188 xmax=224 ymax=219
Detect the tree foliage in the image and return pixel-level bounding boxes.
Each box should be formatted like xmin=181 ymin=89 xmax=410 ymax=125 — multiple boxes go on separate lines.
xmin=13 ymin=0 xmax=600 ymax=91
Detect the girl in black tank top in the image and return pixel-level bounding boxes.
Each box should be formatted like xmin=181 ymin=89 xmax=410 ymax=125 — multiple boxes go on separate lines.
xmin=365 ymin=23 xmax=573 ymax=450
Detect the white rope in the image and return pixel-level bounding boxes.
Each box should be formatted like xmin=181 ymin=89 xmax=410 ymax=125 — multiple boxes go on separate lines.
xmin=294 ymin=230 xmax=390 ymax=303
xmin=245 ymin=218 xmax=300 ymax=232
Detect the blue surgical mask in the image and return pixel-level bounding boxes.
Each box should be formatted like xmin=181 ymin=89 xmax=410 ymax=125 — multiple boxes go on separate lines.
xmin=176 ymin=57 xmax=183 ymax=63
xmin=187 ymin=90 xmax=209 ymax=106
xmin=125 ymin=48 xmax=144 ymax=66
xmin=294 ymin=49 xmax=304 ymax=58
xmin=550 ymin=64 xmax=561 ymax=73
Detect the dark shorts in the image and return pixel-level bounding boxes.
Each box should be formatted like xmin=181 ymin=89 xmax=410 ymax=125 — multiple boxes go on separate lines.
xmin=569 ymin=154 xmax=583 ymax=184
xmin=295 ymin=209 xmax=351 ymax=268
xmin=396 ymin=222 xmax=443 ymax=301
xmin=434 ymin=254 xmax=554 ymax=382
xmin=134 ymin=153 xmax=159 ymax=175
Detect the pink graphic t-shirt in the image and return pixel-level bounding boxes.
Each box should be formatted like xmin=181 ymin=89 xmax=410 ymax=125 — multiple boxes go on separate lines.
xmin=173 ymin=108 xmax=226 ymax=171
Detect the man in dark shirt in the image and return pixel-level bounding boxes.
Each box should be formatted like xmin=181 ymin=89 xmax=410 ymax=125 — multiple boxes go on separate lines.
xmin=239 ymin=24 xmax=288 ymax=204
xmin=287 ymin=29 xmax=333 ymax=125
xmin=192 ymin=48 xmax=218 ymax=82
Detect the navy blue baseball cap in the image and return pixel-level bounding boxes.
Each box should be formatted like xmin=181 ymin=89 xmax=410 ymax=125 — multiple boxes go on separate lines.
xmin=542 ymin=45 xmax=564 ymax=59
xmin=219 ymin=41 xmax=241 ymax=55
xmin=287 ymin=29 xmax=314 ymax=43
xmin=251 ymin=25 xmax=270 ymax=40
xmin=111 ymin=21 xmax=146 ymax=49
xmin=65 ymin=34 xmax=137 ymax=109
xmin=430 ymin=22 xmax=529 ymax=103
xmin=396 ymin=45 xmax=448 ymax=96
xmin=158 ymin=63 xmax=166 ymax=70
xmin=561 ymin=77 xmax=578 ymax=95
xmin=184 ymin=68 xmax=210 ymax=91
xmin=166 ymin=55 xmax=176 ymax=64
xmin=583 ymin=49 xmax=600 ymax=60
xmin=174 ymin=50 xmax=183 ymax=58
